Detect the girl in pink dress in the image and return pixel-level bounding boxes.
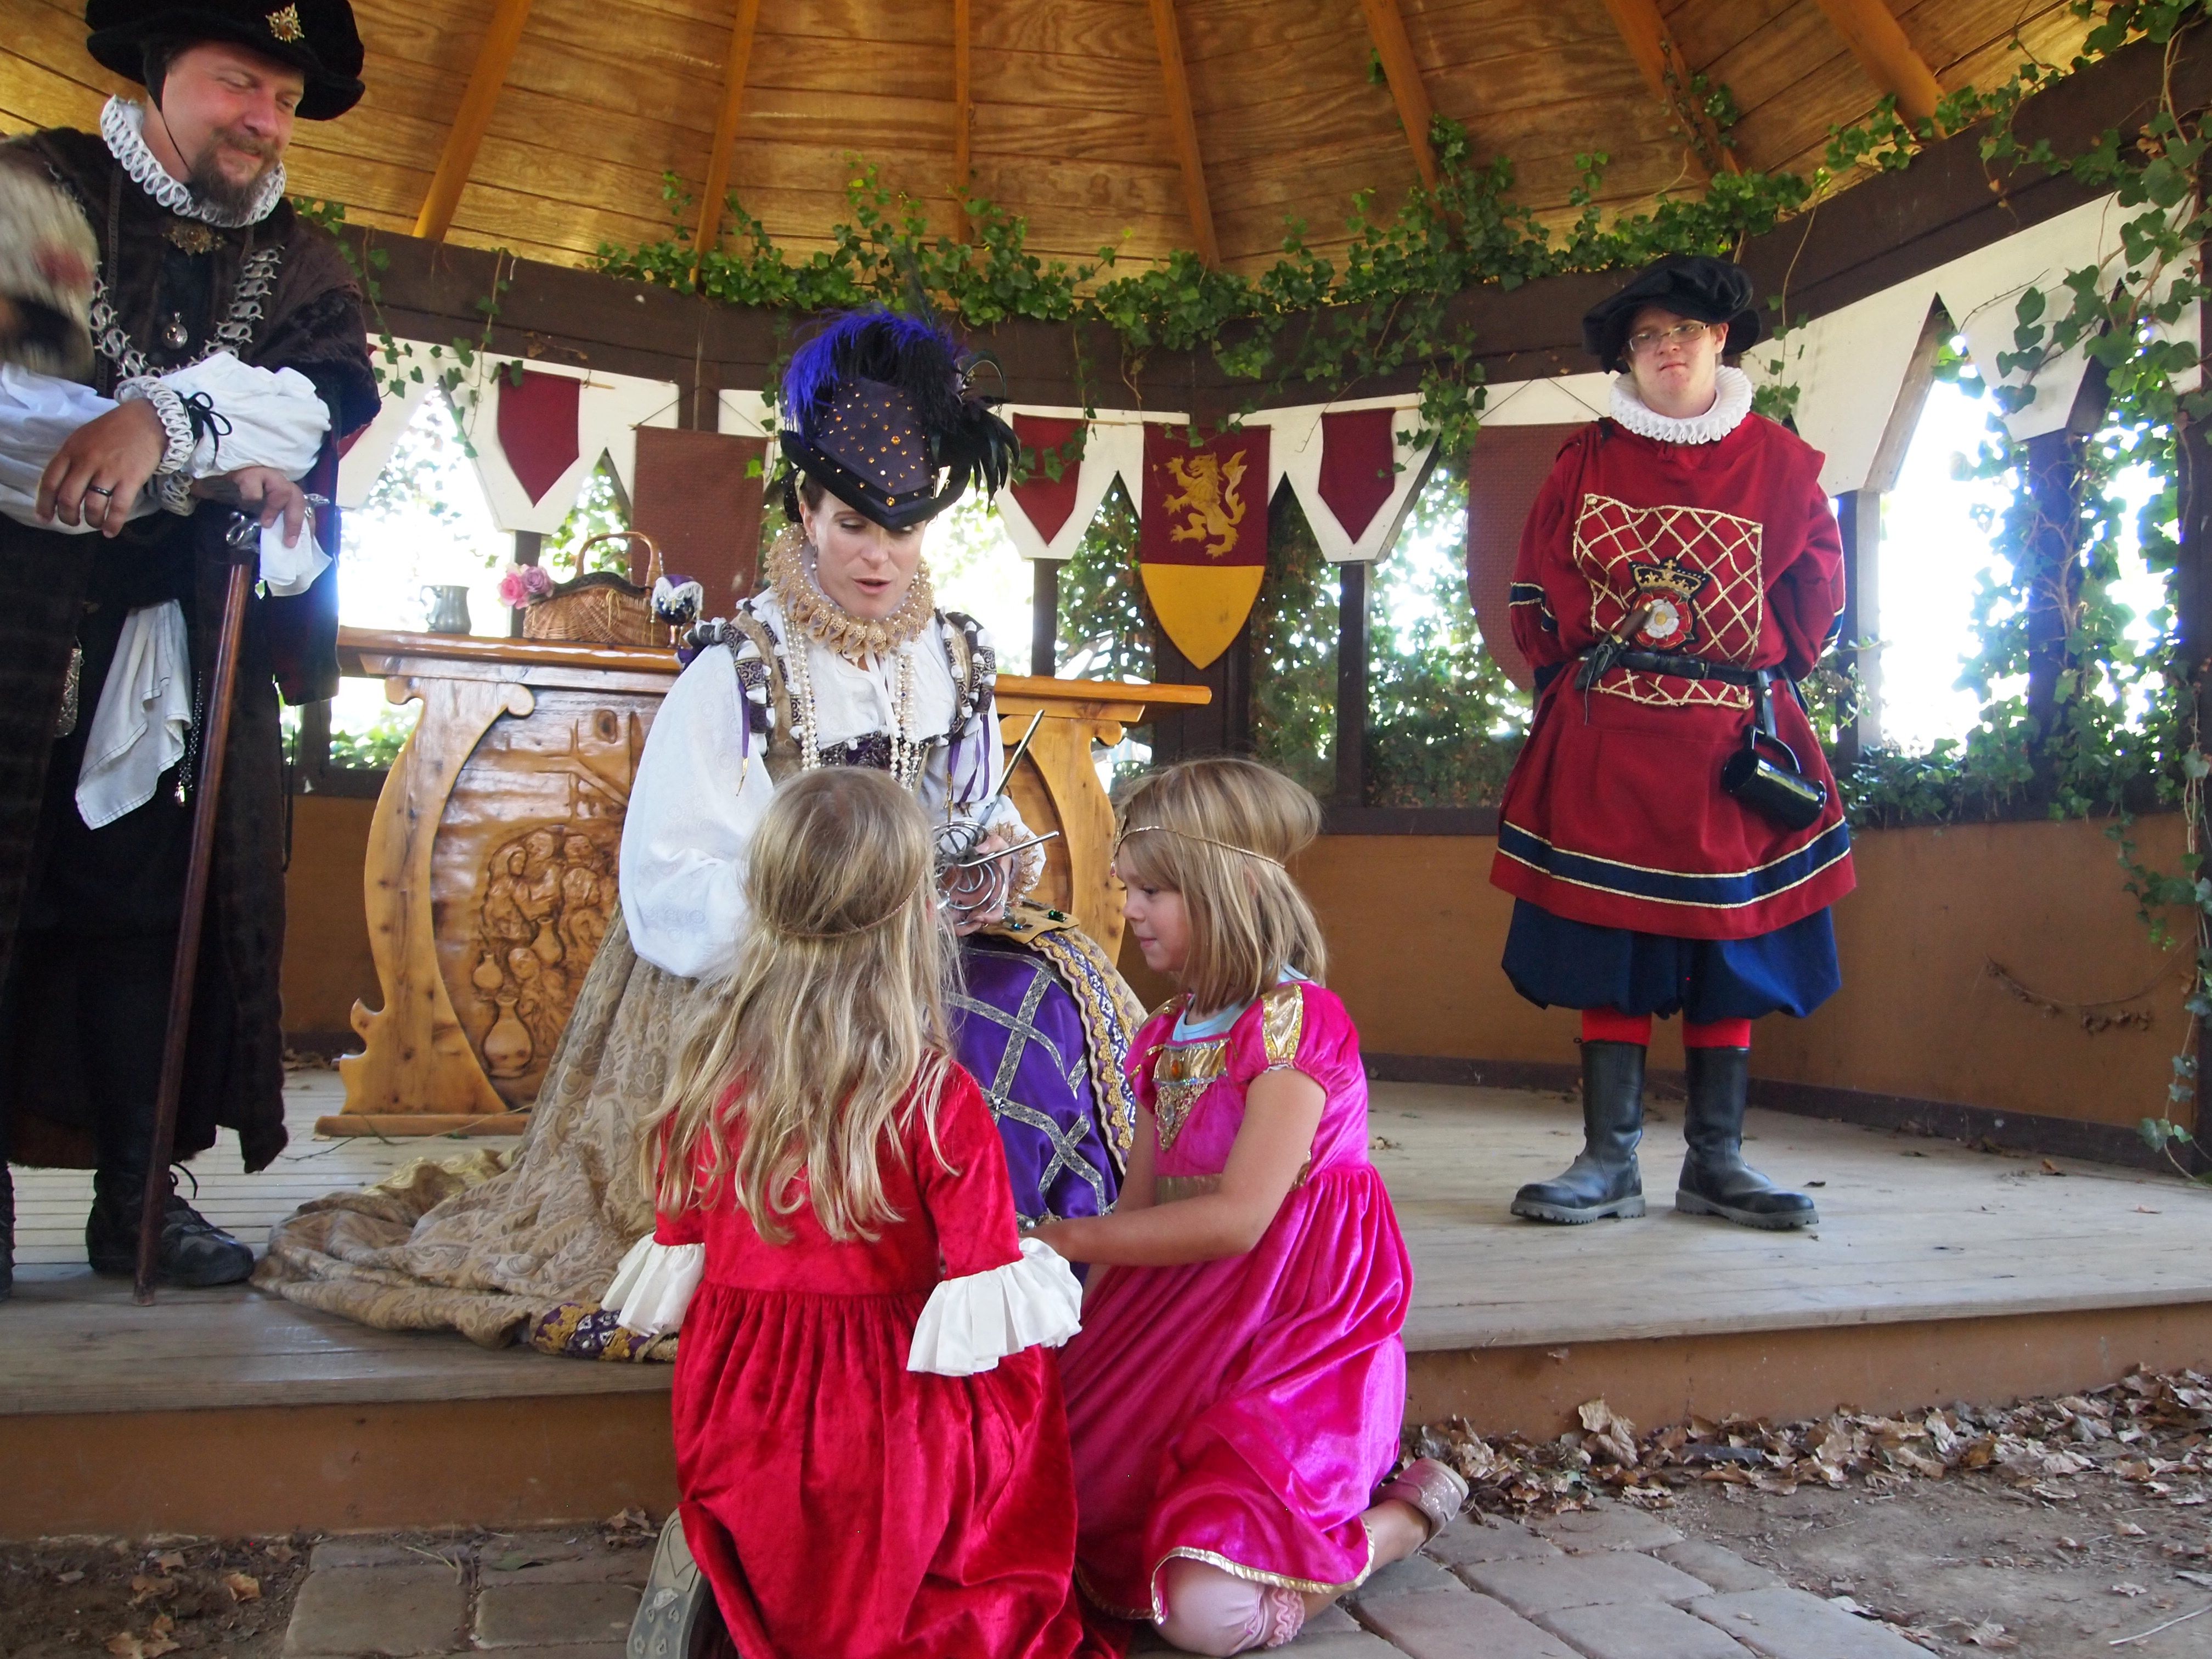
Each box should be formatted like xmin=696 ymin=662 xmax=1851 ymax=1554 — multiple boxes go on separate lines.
xmin=1032 ymin=759 xmax=1466 ymax=1657
xmin=606 ymin=768 xmax=1115 ymax=1659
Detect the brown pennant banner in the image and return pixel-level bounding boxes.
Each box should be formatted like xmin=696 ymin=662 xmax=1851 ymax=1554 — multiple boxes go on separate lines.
xmin=1139 ymin=424 xmax=1270 ymax=669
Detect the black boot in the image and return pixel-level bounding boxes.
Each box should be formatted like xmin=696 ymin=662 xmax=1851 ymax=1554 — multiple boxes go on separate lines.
xmin=86 ymin=1170 xmax=255 ymax=1286
xmin=1511 ymin=1041 xmax=1647 ymax=1223
xmin=1675 ymin=1047 xmax=1818 ymax=1229
xmin=1 ymin=1162 xmax=13 ymax=1301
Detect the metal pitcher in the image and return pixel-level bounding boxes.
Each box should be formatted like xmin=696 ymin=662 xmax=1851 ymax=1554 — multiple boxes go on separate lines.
xmin=421 ymin=584 xmax=473 ymax=635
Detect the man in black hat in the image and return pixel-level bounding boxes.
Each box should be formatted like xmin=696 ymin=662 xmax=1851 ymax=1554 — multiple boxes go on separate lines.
xmin=0 ymin=1 xmax=379 ymax=1294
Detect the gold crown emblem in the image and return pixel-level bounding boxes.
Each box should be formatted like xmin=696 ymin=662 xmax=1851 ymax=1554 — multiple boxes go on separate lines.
xmin=266 ymin=5 xmax=306 ymax=43
xmin=1628 ymin=556 xmax=1711 ymax=601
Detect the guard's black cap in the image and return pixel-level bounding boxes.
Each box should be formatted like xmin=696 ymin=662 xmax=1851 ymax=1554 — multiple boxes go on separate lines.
xmin=1583 ymin=255 xmax=1762 ymax=374
xmin=86 ymin=0 xmax=365 ymax=120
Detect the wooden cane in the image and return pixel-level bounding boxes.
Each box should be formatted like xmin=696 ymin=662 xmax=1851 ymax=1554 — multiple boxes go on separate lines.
xmin=133 ymin=519 xmax=257 ymax=1304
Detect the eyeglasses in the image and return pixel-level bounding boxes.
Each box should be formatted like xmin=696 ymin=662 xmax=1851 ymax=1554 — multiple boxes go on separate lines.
xmin=1626 ymin=321 xmax=1714 ymax=358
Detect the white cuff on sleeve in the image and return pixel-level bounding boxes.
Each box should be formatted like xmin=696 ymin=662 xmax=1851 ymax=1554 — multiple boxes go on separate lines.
xmin=907 ymin=1235 xmax=1082 ymax=1376
xmin=606 ymin=1234 xmax=704 ymax=1336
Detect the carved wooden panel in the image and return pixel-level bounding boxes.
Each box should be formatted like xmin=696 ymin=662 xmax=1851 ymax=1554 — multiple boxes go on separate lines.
xmin=325 ymin=633 xmax=1207 ymax=1135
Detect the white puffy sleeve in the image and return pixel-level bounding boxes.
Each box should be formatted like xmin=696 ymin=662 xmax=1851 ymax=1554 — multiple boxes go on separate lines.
xmin=620 ymin=642 xmax=775 ymax=979
xmin=605 ymin=1234 xmax=704 ymax=1336
xmin=906 ymin=1235 xmax=1084 ymax=1376
xmin=157 ymin=351 xmax=330 ymax=479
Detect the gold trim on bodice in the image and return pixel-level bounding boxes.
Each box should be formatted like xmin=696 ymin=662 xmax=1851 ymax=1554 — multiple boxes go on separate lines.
xmin=1150 ymin=1035 xmax=1229 ymax=1152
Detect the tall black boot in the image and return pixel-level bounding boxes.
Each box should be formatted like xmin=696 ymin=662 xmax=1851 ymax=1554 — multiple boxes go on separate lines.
xmin=1 ymin=1161 xmax=13 ymax=1301
xmin=86 ymin=1169 xmax=255 ymax=1286
xmin=1674 ymin=1046 xmax=1818 ymax=1229
xmin=1511 ymin=1041 xmax=1646 ymax=1223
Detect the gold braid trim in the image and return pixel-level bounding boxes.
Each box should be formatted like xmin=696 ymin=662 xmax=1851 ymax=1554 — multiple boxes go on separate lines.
xmin=766 ymin=524 xmax=934 ymax=660
xmin=1259 ymin=983 xmax=1306 ymax=1068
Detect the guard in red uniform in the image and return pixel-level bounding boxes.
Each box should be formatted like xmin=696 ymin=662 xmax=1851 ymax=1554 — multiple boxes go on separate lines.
xmin=1492 ymin=256 xmax=1854 ymax=1231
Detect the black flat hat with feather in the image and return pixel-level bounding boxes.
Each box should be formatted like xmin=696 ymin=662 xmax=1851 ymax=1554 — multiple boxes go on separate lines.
xmin=777 ymin=309 xmax=1019 ymax=532
xmin=86 ymin=0 xmax=366 ymax=120
xmin=1582 ymin=255 xmax=1763 ymax=374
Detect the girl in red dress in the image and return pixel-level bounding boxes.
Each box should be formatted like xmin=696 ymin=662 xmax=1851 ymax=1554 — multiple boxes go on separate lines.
xmin=1034 ymin=759 xmax=1465 ymax=1656
xmin=610 ymin=767 xmax=1114 ymax=1659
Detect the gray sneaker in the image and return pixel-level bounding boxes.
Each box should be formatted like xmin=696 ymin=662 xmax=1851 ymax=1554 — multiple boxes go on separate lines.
xmin=629 ymin=1512 xmax=715 ymax=1659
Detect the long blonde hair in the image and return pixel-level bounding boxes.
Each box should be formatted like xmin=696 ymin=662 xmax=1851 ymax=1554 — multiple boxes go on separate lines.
xmin=1114 ymin=757 xmax=1326 ymax=1014
xmin=642 ymin=767 xmax=956 ymax=1243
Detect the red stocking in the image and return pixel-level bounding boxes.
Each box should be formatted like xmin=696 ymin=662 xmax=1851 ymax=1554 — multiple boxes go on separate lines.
xmin=1580 ymin=1008 xmax=1652 ymax=1046
xmin=1683 ymin=1018 xmax=1753 ymax=1049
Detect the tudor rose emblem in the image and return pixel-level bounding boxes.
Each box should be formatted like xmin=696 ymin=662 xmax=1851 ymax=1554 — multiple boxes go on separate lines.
xmin=1626 ymin=555 xmax=1712 ymax=652
xmin=266 ymin=5 xmax=306 ymax=42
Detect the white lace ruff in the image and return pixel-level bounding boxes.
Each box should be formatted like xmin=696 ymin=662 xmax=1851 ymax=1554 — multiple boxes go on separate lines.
xmin=1609 ymin=363 xmax=1755 ymax=445
xmin=100 ymin=98 xmax=286 ymax=228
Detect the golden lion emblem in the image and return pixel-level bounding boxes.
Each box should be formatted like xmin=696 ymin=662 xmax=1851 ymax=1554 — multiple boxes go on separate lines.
xmin=1163 ymin=449 xmax=1248 ymax=558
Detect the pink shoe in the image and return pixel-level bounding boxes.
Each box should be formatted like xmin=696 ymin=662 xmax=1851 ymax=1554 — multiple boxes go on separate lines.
xmin=1376 ymin=1457 xmax=1469 ymax=1542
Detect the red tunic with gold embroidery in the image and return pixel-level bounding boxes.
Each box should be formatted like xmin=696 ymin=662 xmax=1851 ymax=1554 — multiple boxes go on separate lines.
xmin=1489 ymin=413 xmax=1856 ymax=940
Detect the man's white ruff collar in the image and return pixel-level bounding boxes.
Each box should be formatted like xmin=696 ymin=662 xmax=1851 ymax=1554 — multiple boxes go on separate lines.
xmin=1609 ymin=363 xmax=1754 ymax=445
xmin=100 ymin=98 xmax=286 ymax=229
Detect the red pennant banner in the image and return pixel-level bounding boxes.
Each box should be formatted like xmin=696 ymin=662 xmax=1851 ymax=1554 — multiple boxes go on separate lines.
xmin=1140 ymin=425 xmax=1269 ymax=669
xmin=1009 ymin=414 xmax=1086 ymax=545
xmin=498 ymin=369 xmax=583 ymax=505
xmin=1317 ymin=407 xmax=1397 ymax=543
xmin=1466 ymin=424 xmax=1588 ymax=691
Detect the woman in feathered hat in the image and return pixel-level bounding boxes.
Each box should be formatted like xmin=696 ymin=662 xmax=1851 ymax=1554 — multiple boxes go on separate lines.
xmin=259 ymin=309 xmax=1138 ymax=1349
xmin=1489 ymin=255 xmax=1854 ymax=1231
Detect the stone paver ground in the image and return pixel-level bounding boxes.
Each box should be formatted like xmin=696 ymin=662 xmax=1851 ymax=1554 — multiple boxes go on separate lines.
xmin=281 ymin=1504 xmax=1925 ymax=1659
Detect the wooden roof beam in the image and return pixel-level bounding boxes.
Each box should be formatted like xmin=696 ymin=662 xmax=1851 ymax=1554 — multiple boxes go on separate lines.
xmin=1596 ymin=0 xmax=1738 ymax=177
xmin=413 ymin=0 xmax=537 ymax=242
xmin=953 ymin=0 xmax=973 ymax=242
xmin=1357 ymin=0 xmax=1438 ymax=191
xmin=692 ymin=0 xmax=763 ymax=280
xmin=1811 ymin=0 xmax=1945 ymax=133
xmin=1147 ymin=0 xmax=1220 ymax=268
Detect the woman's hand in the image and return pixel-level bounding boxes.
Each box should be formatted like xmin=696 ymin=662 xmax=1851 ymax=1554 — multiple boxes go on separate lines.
xmin=37 ymin=399 xmax=165 ymax=536
xmin=193 ymin=465 xmax=309 ymax=546
xmin=939 ymin=829 xmax=1013 ymax=936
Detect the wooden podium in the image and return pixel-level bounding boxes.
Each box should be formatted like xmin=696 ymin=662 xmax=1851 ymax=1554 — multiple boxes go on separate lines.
xmin=320 ymin=627 xmax=1207 ymax=1137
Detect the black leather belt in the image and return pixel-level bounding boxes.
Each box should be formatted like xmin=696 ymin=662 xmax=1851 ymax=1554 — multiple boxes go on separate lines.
xmin=1573 ymin=640 xmax=1763 ymax=691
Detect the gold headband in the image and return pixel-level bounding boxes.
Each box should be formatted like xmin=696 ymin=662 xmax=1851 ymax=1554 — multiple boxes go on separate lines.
xmin=1113 ymin=825 xmax=1286 ymax=870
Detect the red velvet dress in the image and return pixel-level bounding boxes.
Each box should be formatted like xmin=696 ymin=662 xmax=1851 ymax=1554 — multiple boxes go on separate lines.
xmin=1492 ymin=414 xmax=1855 ymax=940
xmin=658 ymin=1066 xmax=1119 ymax=1659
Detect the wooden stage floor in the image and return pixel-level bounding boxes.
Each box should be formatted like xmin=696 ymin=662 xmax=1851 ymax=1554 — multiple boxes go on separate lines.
xmin=5 ymin=1074 xmax=2211 ymax=1535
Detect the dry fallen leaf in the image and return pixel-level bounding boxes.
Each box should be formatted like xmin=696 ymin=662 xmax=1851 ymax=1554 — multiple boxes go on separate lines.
xmin=105 ymin=1635 xmax=144 ymax=1659
xmin=152 ymin=1552 xmax=184 ymax=1573
xmin=2119 ymin=1521 xmax=2150 ymax=1537
xmin=262 ymin=1542 xmax=296 ymax=1564
xmin=222 ymin=1571 xmax=261 ymax=1603
xmin=2114 ymin=1582 xmax=2149 ymax=1596
xmin=1959 ymin=1621 xmax=2017 ymax=1650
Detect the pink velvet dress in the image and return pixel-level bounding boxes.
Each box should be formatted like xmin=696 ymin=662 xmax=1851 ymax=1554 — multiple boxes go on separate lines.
xmin=1059 ymin=979 xmax=1412 ymax=1620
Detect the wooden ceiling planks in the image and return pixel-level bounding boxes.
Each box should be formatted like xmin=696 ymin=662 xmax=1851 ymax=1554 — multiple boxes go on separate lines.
xmin=1809 ymin=0 xmax=1944 ymax=129
xmin=411 ymin=0 xmax=537 ymax=240
xmin=1146 ymin=0 xmax=1223 ymax=267
xmin=0 ymin=0 xmax=2116 ymax=281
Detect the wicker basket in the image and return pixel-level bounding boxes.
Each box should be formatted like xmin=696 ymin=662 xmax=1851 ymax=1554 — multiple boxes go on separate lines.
xmin=521 ymin=532 xmax=665 ymax=647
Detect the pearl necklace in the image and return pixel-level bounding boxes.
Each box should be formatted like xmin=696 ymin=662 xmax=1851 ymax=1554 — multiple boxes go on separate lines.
xmin=769 ymin=533 xmax=931 ymax=792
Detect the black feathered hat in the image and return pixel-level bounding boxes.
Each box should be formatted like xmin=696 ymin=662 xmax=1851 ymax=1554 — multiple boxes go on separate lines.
xmin=86 ymin=0 xmax=365 ymax=121
xmin=777 ymin=309 xmax=1020 ymax=532
xmin=1582 ymin=255 xmax=1762 ymax=374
